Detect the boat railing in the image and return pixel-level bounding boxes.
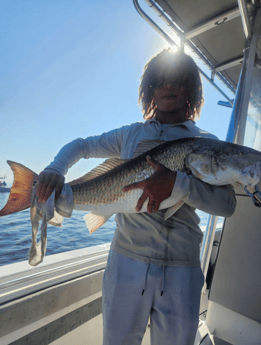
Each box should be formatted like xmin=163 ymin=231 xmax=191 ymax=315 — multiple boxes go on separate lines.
xmin=200 ymin=215 xmax=219 ymax=285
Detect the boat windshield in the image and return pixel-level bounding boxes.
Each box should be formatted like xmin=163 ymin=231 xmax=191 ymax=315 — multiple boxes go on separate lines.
xmin=244 ymin=64 xmax=261 ymax=151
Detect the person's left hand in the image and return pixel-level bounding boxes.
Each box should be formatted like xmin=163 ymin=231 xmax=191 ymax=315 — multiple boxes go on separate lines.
xmin=122 ymin=155 xmax=177 ymax=213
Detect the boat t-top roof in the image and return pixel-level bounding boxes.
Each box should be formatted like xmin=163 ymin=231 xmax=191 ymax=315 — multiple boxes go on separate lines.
xmin=134 ymin=0 xmax=260 ymax=106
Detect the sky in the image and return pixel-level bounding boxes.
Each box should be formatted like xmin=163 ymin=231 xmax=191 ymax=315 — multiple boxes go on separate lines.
xmin=0 ymin=0 xmax=234 ymax=185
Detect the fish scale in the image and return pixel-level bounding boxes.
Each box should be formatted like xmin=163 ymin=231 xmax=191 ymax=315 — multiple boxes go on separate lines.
xmin=70 ymin=139 xmax=197 ymax=214
xmin=67 ymin=137 xmax=261 ymax=218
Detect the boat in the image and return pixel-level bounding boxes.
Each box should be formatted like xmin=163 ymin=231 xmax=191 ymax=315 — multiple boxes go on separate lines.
xmin=0 ymin=177 xmax=10 ymax=193
xmin=0 ymin=1 xmax=260 ymax=344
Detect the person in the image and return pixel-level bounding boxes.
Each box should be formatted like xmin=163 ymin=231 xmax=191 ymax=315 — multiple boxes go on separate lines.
xmin=36 ymin=49 xmax=236 ymax=345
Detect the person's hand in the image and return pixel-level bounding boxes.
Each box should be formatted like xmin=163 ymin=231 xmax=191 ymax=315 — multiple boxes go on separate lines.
xmin=36 ymin=171 xmax=65 ymax=203
xmin=122 ymin=155 xmax=177 ymax=213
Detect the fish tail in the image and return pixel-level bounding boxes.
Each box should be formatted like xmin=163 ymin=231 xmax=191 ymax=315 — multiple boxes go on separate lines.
xmin=0 ymin=161 xmax=38 ymax=216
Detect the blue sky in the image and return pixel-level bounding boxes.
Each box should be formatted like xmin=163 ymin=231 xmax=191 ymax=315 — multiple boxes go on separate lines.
xmin=1 ymin=0 xmax=234 ymax=184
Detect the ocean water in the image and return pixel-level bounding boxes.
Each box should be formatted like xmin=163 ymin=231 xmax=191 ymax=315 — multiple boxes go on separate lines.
xmin=0 ymin=192 xmax=223 ymax=266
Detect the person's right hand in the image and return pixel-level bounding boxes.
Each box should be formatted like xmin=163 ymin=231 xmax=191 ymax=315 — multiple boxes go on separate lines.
xmin=36 ymin=171 xmax=65 ymax=203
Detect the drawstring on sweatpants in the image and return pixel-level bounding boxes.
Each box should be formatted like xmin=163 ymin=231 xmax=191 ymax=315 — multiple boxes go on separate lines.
xmin=141 ymin=263 xmax=165 ymax=296
xmin=161 ymin=265 xmax=165 ymax=296
xmin=141 ymin=263 xmax=150 ymax=295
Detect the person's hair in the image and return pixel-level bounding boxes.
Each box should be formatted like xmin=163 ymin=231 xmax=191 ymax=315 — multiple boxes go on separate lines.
xmin=139 ymin=49 xmax=204 ymax=120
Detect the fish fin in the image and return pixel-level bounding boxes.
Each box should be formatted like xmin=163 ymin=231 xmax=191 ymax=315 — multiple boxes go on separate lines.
xmin=83 ymin=212 xmax=112 ymax=233
xmin=48 ymin=210 xmax=64 ymax=227
xmin=133 ymin=140 xmax=167 ymax=158
xmin=0 ymin=161 xmax=38 ymax=217
xmin=69 ymin=158 xmax=128 ymax=185
xmin=164 ymin=201 xmax=184 ymax=220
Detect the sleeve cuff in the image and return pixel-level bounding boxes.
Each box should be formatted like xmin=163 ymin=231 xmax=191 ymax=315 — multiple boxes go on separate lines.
xmin=43 ymin=167 xmax=64 ymax=176
xmin=169 ymin=171 xmax=191 ymax=202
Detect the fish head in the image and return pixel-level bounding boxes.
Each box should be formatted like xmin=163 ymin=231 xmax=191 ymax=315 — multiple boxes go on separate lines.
xmin=185 ymin=148 xmax=261 ymax=187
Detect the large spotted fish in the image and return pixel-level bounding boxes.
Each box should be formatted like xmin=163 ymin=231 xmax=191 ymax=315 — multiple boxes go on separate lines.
xmin=1 ymin=137 xmax=260 ymax=265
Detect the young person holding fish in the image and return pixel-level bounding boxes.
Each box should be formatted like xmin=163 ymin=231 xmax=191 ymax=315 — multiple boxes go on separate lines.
xmin=36 ymin=50 xmax=236 ymax=345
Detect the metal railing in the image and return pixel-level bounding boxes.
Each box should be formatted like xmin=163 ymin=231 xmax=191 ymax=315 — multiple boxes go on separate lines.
xmin=200 ymin=215 xmax=218 ymax=279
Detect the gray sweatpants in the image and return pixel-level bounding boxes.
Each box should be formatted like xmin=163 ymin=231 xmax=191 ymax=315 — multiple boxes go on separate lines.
xmin=102 ymin=250 xmax=204 ymax=345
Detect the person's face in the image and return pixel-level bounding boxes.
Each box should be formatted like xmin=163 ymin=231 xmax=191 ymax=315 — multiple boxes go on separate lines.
xmin=153 ymin=82 xmax=187 ymax=113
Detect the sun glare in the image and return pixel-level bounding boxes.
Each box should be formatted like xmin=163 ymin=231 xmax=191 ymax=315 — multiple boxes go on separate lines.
xmin=169 ymin=45 xmax=178 ymax=53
